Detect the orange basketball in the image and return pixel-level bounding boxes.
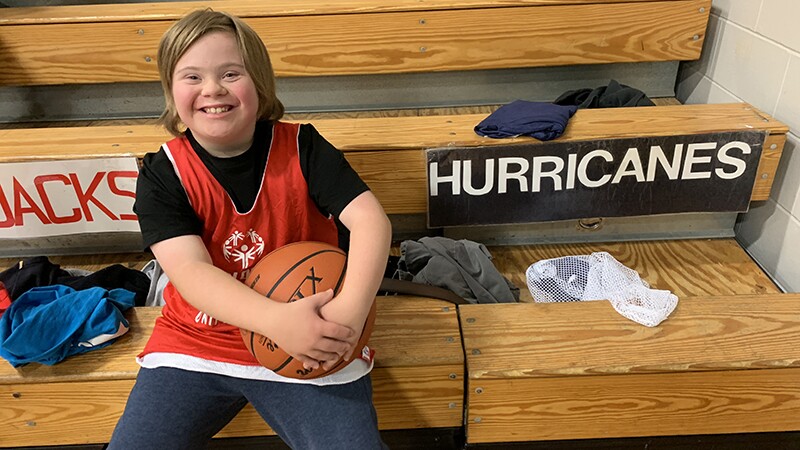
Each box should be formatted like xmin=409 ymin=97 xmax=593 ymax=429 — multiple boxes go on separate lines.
xmin=241 ymin=241 xmax=377 ymax=379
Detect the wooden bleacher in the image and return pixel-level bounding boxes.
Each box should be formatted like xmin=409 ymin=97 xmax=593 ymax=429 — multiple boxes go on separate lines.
xmin=3 ymin=238 xmax=797 ymax=447
xmin=3 ymin=0 xmax=799 ymax=448
xmin=0 ymin=0 xmax=710 ymax=86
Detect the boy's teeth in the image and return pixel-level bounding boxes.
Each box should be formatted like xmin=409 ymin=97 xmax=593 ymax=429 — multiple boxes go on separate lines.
xmin=205 ymin=107 xmax=229 ymax=113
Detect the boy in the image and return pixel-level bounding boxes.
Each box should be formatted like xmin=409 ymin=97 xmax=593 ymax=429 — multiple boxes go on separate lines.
xmin=109 ymin=9 xmax=391 ymax=449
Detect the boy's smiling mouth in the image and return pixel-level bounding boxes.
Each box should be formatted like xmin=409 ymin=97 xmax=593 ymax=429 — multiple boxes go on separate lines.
xmin=202 ymin=106 xmax=231 ymax=114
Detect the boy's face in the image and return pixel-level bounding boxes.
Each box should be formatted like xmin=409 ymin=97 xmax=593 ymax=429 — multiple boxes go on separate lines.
xmin=172 ymin=31 xmax=259 ymax=156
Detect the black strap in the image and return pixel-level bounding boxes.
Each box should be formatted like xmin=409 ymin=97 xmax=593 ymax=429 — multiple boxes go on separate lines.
xmin=378 ymin=278 xmax=468 ymax=305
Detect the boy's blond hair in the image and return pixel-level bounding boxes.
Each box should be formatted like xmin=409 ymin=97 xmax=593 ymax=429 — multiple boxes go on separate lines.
xmin=157 ymin=9 xmax=285 ymax=136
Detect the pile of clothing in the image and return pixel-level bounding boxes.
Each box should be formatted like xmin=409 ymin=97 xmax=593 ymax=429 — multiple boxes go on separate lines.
xmin=392 ymin=237 xmax=519 ymax=304
xmin=0 ymin=256 xmax=166 ymax=367
xmin=474 ymin=80 xmax=654 ymax=141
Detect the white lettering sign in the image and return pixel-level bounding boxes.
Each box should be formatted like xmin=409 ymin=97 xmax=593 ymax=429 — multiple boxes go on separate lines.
xmin=426 ymin=132 xmax=765 ymax=227
xmin=429 ymin=142 xmax=752 ymax=196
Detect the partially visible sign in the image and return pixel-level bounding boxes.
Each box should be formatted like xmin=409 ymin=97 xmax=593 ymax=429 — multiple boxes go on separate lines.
xmin=0 ymin=158 xmax=140 ymax=238
xmin=427 ymin=131 xmax=766 ymax=227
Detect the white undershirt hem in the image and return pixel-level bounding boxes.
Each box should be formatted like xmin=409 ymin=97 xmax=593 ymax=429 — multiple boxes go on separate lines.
xmin=137 ymin=352 xmax=372 ymax=385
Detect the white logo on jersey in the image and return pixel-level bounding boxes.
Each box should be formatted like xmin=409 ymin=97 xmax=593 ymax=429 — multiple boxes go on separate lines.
xmin=223 ymin=228 xmax=265 ymax=270
xmin=195 ymin=310 xmax=219 ymax=327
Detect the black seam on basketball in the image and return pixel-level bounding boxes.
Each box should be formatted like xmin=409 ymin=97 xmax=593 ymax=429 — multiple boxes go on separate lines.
xmin=248 ymin=273 xmax=260 ymax=289
xmin=266 ymin=249 xmax=345 ymax=298
xmin=273 ymin=355 xmax=294 ymax=372
xmin=248 ymin=331 xmax=257 ymax=358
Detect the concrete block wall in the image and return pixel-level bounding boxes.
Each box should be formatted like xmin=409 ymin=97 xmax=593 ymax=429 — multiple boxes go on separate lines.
xmin=677 ymin=0 xmax=800 ymax=292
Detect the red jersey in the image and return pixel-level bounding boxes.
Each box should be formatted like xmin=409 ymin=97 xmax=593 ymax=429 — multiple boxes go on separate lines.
xmin=140 ymin=121 xmax=339 ymax=365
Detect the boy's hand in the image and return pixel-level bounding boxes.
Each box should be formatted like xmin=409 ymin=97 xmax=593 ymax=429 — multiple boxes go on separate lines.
xmin=319 ymin=293 xmax=371 ymax=362
xmin=268 ymin=289 xmax=355 ymax=371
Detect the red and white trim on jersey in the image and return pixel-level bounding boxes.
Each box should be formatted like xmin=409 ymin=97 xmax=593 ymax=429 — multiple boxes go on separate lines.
xmin=138 ymin=122 xmax=371 ymax=384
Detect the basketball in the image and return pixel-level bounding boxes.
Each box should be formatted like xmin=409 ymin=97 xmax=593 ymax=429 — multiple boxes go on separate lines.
xmin=241 ymin=241 xmax=377 ymax=379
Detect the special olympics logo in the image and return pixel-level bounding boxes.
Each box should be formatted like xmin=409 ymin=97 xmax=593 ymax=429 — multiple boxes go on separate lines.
xmin=223 ymin=229 xmax=265 ymax=270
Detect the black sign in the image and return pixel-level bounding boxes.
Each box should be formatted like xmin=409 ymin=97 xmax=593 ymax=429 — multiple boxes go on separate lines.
xmin=427 ymin=131 xmax=766 ymax=227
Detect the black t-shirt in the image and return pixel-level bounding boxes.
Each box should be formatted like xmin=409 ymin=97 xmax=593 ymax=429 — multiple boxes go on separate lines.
xmin=134 ymin=121 xmax=369 ymax=250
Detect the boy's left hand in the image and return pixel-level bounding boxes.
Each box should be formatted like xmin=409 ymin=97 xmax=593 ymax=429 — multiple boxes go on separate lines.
xmin=319 ymin=294 xmax=371 ymax=361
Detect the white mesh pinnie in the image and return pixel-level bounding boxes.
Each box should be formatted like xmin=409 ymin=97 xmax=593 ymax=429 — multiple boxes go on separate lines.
xmin=526 ymin=252 xmax=678 ymax=327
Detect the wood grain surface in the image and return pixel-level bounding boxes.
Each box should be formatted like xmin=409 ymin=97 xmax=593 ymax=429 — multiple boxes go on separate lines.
xmin=0 ymin=379 xmax=136 ymax=446
xmin=490 ymin=238 xmax=780 ymax=303
xmin=0 ymin=1 xmax=689 ymax=24
xmin=466 ymin=367 xmax=800 ymax=443
xmin=0 ymin=297 xmax=461 ymax=383
xmin=0 ymin=0 xmax=709 ymax=85
xmin=463 ymin=292 xmax=800 ymax=442
xmin=214 ymin=362 xmax=464 ymax=438
xmin=0 ymin=104 xmax=783 ymax=161
xmin=462 ymin=293 xmax=800 ymax=379
xmin=752 ymin=133 xmax=786 ymax=201
xmin=0 ymin=364 xmax=463 ymax=446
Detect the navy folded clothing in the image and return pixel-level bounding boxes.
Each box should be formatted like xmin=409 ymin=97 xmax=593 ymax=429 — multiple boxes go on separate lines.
xmin=554 ymin=79 xmax=655 ymax=108
xmin=474 ymin=100 xmax=578 ymax=141
xmin=0 ymin=256 xmax=150 ymax=306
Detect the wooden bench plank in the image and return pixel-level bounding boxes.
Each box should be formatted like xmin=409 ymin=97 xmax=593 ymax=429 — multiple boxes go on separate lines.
xmin=467 ymin=367 xmax=800 ymax=442
xmin=490 ymin=238 xmax=781 ymax=303
xmin=0 ymin=362 xmax=463 ymax=447
xmin=462 ymin=294 xmax=800 ymax=379
xmin=1 ymin=379 xmax=133 ymax=447
xmin=0 ymin=296 xmax=463 ymax=447
xmin=1 ymin=104 xmax=784 ymax=161
xmin=0 ymin=0 xmax=710 ymax=85
xmin=0 ymin=1 xmax=687 ymax=24
xmin=462 ymin=293 xmax=800 ymax=443
xmin=0 ymin=297 xmax=462 ymax=382
xmin=752 ymin=133 xmax=785 ymax=201
xmin=0 ymin=104 xmax=787 ymax=209
xmin=217 ymin=363 xmax=464 ymax=439
xmin=0 ymin=238 xmax=778 ymax=306
xmin=0 ymin=253 xmax=153 ymax=274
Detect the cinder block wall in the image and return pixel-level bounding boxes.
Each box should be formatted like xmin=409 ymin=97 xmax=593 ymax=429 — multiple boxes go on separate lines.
xmin=677 ymin=0 xmax=800 ymax=292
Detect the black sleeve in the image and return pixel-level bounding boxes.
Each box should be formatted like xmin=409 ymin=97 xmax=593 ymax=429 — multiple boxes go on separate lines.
xmin=298 ymin=123 xmax=370 ymax=218
xmin=133 ymin=149 xmax=203 ymax=250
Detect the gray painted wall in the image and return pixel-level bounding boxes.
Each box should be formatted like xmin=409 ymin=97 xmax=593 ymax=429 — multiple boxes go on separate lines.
xmin=0 ymin=63 xmax=678 ymax=123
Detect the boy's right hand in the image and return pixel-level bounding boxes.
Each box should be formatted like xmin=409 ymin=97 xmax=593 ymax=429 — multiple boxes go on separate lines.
xmin=268 ymin=289 xmax=357 ymax=371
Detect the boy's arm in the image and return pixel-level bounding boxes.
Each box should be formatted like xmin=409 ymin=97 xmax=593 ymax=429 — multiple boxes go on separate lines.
xmin=150 ymin=235 xmax=355 ymax=370
xmin=320 ymin=190 xmax=392 ymax=358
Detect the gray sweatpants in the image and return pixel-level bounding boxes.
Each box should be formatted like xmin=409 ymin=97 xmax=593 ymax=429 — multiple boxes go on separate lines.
xmin=108 ymin=367 xmax=387 ymax=449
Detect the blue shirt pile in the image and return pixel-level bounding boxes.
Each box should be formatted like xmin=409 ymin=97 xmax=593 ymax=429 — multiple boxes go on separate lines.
xmin=0 ymin=285 xmax=134 ymax=367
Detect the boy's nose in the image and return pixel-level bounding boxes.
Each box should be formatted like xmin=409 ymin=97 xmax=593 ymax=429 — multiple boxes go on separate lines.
xmin=202 ymin=79 xmax=227 ymax=96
